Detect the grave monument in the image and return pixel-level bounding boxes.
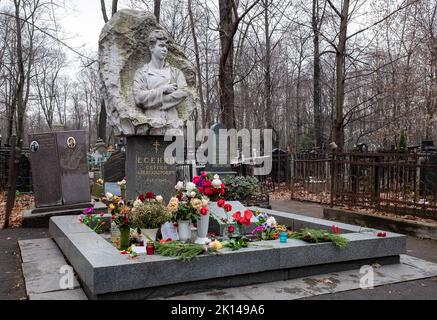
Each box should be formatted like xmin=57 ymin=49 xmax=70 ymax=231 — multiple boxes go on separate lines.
xmin=99 ymin=10 xmax=197 ymax=201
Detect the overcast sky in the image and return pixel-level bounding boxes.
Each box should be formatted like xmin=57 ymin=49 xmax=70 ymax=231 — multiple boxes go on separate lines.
xmin=57 ymin=0 xmax=106 ymax=77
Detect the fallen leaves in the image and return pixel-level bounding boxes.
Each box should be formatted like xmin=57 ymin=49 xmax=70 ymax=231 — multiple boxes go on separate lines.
xmin=0 ymin=191 xmax=34 ymax=229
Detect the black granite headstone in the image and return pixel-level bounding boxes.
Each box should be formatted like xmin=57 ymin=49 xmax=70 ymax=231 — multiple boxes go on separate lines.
xmin=29 ymin=131 xmax=90 ymax=208
xmin=56 ymin=131 xmax=90 ymax=205
xmin=29 ymin=133 xmax=62 ymax=207
xmin=126 ymin=136 xmax=176 ymax=202
xmin=205 ymin=123 xmax=237 ymax=177
xmin=103 ymin=151 xmax=126 ymax=182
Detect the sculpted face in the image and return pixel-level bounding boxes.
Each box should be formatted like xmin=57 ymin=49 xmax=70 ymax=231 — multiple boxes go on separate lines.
xmin=150 ymin=39 xmax=168 ymax=61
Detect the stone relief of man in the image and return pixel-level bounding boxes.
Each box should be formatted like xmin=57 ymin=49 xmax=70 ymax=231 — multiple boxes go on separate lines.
xmin=132 ymin=29 xmax=189 ymax=130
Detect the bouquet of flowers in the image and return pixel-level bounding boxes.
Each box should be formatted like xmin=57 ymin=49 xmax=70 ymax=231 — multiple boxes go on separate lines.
xmin=215 ymin=200 xmax=253 ymax=238
xmin=172 ymin=181 xmax=209 ymax=223
xmin=192 ymin=172 xmax=225 ymax=201
xmin=78 ymin=208 xmax=106 ymax=234
xmin=130 ymin=193 xmax=172 ymax=229
xmin=251 ymin=211 xmax=281 ymax=241
xmin=101 ymin=192 xmax=131 ymax=228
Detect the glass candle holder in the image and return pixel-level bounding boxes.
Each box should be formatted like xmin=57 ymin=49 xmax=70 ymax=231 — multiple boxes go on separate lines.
xmin=279 ymin=232 xmax=288 ymax=244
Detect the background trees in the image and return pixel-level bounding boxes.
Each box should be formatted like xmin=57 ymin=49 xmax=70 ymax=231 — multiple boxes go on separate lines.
xmin=0 ymin=0 xmax=435 ymax=152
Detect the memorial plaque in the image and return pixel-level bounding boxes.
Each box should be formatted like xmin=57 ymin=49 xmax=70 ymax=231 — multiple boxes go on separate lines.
xmin=29 ymin=133 xmax=62 ymax=207
xmin=103 ymin=151 xmax=125 ymax=182
xmin=56 ymin=131 xmax=90 ymax=205
xmin=126 ymin=136 xmax=176 ymax=202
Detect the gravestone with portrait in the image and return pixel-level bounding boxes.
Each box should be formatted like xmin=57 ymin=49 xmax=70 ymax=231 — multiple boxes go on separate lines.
xmin=99 ymin=10 xmax=197 ymax=201
xmin=24 ymin=130 xmax=92 ymax=227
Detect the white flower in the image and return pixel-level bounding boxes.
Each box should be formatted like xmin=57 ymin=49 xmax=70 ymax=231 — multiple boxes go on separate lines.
xmin=156 ymin=195 xmax=164 ymax=203
xmin=105 ymin=192 xmax=114 ymax=200
xmin=202 ymin=199 xmax=209 ymax=208
xmin=214 ymin=174 xmax=220 ymax=180
xmin=266 ymin=217 xmax=277 ymax=228
xmin=133 ymin=199 xmax=143 ymax=208
xmin=186 ymin=182 xmax=197 ymax=193
xmin=212 ymin=179 xmax=222 ymax=188
xmin=175 ymin=181 xmax=184 ymax=191
xmin=190 ymin=191 xmax=197 ymax=198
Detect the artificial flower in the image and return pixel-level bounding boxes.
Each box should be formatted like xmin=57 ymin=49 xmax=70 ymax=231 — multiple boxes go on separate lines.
xmin=200 ymin=208 xmax=209 ymax=216
xmin=193 ymin=176 xmax=201 ymax=185
xmin=217 ymin=199 xmax=226 ymax=208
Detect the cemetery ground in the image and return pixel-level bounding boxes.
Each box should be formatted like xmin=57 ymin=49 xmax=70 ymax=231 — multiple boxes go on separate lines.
xmin=1 ymin=195 xmax=437 ymax=300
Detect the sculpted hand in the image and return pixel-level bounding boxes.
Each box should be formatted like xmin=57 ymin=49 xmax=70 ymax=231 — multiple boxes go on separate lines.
xmin=163 ymin=83 xmax=178 ymax=95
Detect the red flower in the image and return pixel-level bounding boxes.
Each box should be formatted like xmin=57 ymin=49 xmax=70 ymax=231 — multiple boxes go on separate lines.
xmin=100 ymin=222 xmax=105 ymax=226
xmin=204 ymin=188 xmax=213 ymax=196
xmin=224 ymin=204 xmax=233 ymax=213
xmin=138 ymin=194 xmax=146 ymax=202
xmin=232 ymin=211 xmax=242 ymax=220
xmin=203 ymin=180 xmax=212 ymax=188
xmin=244 ymin=210 xmax=253 ymax=221
xmin=197 ymin=187 xmax=204 ymax=194
xmin=146 ymin=192 xmax=156 ymax=200
xmin=100 ymin=212 xmax=105 ymax=217
xmin=201 ymin=171 xmax=208 ymax=178
xmin=220 ymin=188 xmax=225 ymax=196
xmin=123 ymin=217 xmax=129 ymax=224
xmin=200 ymin=208 xmax=209 ymax=216
xmin=228 ymin=225 xmax=235 ymax=233
xmin=217 ymin=199 xmax=226 ymax=208
xmin=193 ymin=176 xmax=201 ymax=185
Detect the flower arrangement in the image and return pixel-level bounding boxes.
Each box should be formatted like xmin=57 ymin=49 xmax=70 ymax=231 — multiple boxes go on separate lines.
xmin=192 ymin=172 xmax=225 ymax=201
xmin=172 ymin=181 xmax=210 ymax=222
xmin=78 ymin=208 xmax=106 ymax=234
xmin=118 ymin=178 xmax=127 ymax=198
xmin=129 ymin=193 xmax=172 ymax=229
xmin=214 ymin=200 xmax=253 ymax=239
xmin=251 ymin=211 xmax=282 ymax=241
xmin=101 ymin=193 xmax=131 ymax=228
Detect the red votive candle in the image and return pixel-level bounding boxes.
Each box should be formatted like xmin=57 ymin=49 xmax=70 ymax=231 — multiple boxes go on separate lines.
xmin=146 ymin=242 xmax=155 ymax=256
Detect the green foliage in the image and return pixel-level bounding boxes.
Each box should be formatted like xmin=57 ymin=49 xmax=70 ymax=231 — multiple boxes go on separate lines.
xmin=154 ymin=241 xmax=216 ymax=262
xmin=398 ymin=132 xmax=407 ymax=152
xmin=171 ymin=201 xmax=201 ymax=223
xmin=80 ymin=214 xmax=106 ymax=234
xmin=222 ymin=237 xmax=250 ymax=251
xmin=222 ymin=176 xmax=260 ymax=201
xmin=130 ymin=201 xmax=172 ymax=229
xmin=290 ymin=228 xmax=349 ymax=249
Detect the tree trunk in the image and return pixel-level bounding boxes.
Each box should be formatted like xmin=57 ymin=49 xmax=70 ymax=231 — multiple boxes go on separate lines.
xmin=188 ymin=0 xmax=207 ymax=128
xmin=154 ymin=0 xmax=161 ymax=23
xmin=219 ymin=0 xmax=236 ymax=129
xmin=333 ymin=0 xmax=350 ymax=151
xmin=312 ymin=0 xmax=323 ymax=148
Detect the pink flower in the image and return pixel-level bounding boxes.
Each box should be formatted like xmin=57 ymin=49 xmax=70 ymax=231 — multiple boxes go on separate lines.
xmin=193 ymin=176 xmax=201 ymax=185
xmin=201 ymin=171 xmax=208 ymax=178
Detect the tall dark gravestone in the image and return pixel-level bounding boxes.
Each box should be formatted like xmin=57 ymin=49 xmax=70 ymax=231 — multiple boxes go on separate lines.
xmin=103 ymin=151 xmax=126 ymax=182
xmin=28 ymin=130 xmax=91 ymax=209
xmin=126 ymin=136 xmax=176 ymax=202
xmin=205 ymin=123 xmax=237 ymax=177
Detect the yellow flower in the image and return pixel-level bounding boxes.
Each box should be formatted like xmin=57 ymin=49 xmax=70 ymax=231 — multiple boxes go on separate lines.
xmin=210 ymin=240 xmax=223 ymax=250
xmin=109 ymin=204 xmax=116 ymax=210
xmin=191 ymin=198 xmax=203 ymax=211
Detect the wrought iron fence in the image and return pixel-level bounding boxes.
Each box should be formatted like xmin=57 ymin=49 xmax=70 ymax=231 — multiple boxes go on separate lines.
xmin=0 ymin=147 xmax=32 ymax=192
xmin=331 ymin=152 xmax=437 ymax=218
xmin=291 ymin=152 xmax=332 ymax=199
